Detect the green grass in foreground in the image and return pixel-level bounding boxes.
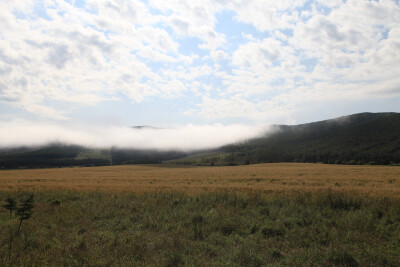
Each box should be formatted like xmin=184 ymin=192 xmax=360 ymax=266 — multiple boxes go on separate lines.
xmin=1 ymin=190 xmax=400 ymax=266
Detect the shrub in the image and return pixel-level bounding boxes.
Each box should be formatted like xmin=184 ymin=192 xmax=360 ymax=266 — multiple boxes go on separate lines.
xmin=328 ymin=249 xmax=358 ymax=266
xmin=261 ymin=224 xmax=284 ymax=238
xmin=192 ymin=214 xmax=204 ymax=240
xmin=165 ymin=251 xmax=184 ymax=267
xmin=220 ymin=223 xmax=236 ymax=236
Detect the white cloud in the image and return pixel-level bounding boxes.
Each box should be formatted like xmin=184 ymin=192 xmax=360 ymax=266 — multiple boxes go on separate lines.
xmin=233 ymin=38 xmax=282 ymax=68
xmin=0 ymin=120 xmax=272 ymax=151
xmin=24 ymin=105 xmax=69 ymax=120
xmin=210 ymin=50 xmax=228 ymax=62
xmin=226 ymin=0 xmax=307 ymax=31
xmin=136 ymin=26 xmax=179 ymax=54
xmin=190 ymin=0 xmax=400 ymax=123
xmin=0 ymin=0 xmax=399 ymax=126
xmin=188 ymin=96 xmax=264 ymax=121
xmin=85 ymin=0 xmax=149 ymax=24
xmin=150 ymin=0 xmax=226 ymax=50
xmin=0 ymin=0 xmax=199 ymax=119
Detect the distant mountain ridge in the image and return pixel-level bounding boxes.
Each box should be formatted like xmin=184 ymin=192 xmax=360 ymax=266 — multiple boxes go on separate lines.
xmin=0 ymin=145 xmax=188 ymax=169
xmin=171 ymin=112 xmax=400 ymax=166
xmin=131 ymin=125 xmax=160 ymax=130
xmin=0 ymin=112 xmax=399 ymax=169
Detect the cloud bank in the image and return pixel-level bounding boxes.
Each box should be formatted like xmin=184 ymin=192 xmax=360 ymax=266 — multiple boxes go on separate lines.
xmin=0 ymin=121 xmax=272 ymax=151
xmin=0 ymin=0 xmax=399 ymax=125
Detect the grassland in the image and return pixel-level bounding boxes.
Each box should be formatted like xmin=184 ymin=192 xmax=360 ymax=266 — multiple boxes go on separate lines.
xmin=74 ymin=148 xmax=112 ymax=161
xmin=1 ymin=163 xmax=400 ymax=266
xmin=0 ymin=163 xmax=399 ymax=196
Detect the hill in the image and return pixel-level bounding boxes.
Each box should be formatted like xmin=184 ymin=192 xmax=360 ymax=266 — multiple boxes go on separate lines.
xmin=170 ymin=112 xmax=400 ymax=166
xmin=0 ymin=145 xmax=188 ymax=169
xmin=1 ymin=112 xmax=399 ymax=169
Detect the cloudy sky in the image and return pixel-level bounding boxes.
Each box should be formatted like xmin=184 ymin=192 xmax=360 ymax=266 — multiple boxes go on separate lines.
xmin=0 ymin=0 xmax=400 ymax=148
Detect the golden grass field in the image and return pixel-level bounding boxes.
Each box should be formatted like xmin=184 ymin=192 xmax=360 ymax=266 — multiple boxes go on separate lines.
xmin=1 ymin=163 xmax=399 ymax=196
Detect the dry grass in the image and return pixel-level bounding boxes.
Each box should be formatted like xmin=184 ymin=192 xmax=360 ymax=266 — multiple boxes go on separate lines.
xmin=0 ymin=163 xmax=399 ymax=196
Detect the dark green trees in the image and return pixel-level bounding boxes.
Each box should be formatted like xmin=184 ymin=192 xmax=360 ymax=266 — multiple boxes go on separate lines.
xmin=16 ymin=195 xmax=34 ymax=234
xmin=2 ymin=197 xmax=17 ymax=219
xmin=2 ymin=195 xmax=34 ymax=235
xmin=2 ymin=194 xmax=34 ymax=261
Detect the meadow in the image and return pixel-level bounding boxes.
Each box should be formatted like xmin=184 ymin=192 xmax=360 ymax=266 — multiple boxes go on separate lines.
xmin=1 ymin=163 xmax=400 ymax=196
xmin=1 ymin=163 xmax=400 ymax=266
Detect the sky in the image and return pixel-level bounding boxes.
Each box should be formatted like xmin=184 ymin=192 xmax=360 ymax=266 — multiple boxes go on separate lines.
xmin=0 ymin=0 xmax=400 ymax=149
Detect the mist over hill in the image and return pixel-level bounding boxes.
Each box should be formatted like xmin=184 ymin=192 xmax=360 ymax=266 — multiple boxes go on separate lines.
xmin=0 ymin=112 xmax=399 ymax=169
xmin=171 ymin=112 xmax=400 ymax=166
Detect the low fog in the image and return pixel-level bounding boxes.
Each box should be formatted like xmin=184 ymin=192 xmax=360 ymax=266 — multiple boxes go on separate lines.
xmin=0 ymin=120 xmax=275 ymax=151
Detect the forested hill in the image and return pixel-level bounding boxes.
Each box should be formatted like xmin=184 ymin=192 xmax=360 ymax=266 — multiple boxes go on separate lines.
xmin=0 ymin=145 xmax=188 ymax=169
xmin=1 ymin=112 xmax=399 ymax=169
xmin=173 ymin=112 xmax=400 ymax=166
xmin=222 ymin=112 xmax=400 ymax=165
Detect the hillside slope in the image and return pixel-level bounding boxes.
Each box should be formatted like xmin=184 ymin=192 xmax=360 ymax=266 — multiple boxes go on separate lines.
xmin=1 ymin=112 xmax=399 ymax=168
xmin=172 ymin=112 xmax=400 ymax=166
xmin=0 ymin=145 xmax=187 ymax=169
